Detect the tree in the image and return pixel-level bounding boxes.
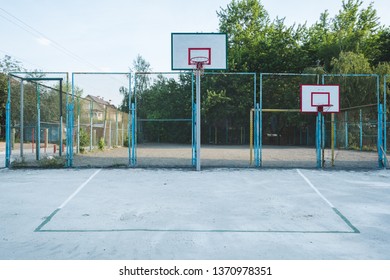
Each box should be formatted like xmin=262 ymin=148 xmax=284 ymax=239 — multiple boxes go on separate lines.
xmin=303 ymin=0 xmax=382 ymax=71
xmin=0 ymin=55 xmax=23 ymax=138
xmin=373 ymin=28 xmax=390 ymax=64
xmin=330 ymin=51 xmax=375 ymax=108
xmin=120 ymin=54 xmax=152 ymax=112
xmin=217 ymin=0 xmax=270 ymax=72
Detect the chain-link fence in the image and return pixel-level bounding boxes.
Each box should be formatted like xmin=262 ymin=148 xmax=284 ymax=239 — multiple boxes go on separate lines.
xmin=6 ymin=72 xmax=68 ymax=167
xmin=70 ymin=73 xmax=130 ymax=167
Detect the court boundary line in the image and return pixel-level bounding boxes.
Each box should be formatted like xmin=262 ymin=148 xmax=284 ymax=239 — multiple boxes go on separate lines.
xmin=34 ymin=169 xmax=101 ymax=232
xmin=34 ymin=168 xmax=359 ymax=234
xmin=296 ymin=169 xmax=360 ymax=233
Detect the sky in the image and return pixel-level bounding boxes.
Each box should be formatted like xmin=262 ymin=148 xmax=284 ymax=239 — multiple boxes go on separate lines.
xmin=1 ymin=0 xmax=389 ymax=105
xmin=1 ymin=0 xmax=389 ymax=73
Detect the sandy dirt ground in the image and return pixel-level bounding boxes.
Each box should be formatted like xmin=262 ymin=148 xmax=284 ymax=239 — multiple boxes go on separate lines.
xmin=2 ymin=142 xmax=382 ymax=169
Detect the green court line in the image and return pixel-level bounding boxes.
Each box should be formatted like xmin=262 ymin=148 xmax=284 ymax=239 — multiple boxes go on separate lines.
xmin=33 ymin=169 xmax=360 ymax=235
xmin=34 ymin=208 xmax=61 ymax=232
xmin=296 ymin=169 xmax=360 ymax=234
xmin=332 ymin=208 xmax=360 ymax=233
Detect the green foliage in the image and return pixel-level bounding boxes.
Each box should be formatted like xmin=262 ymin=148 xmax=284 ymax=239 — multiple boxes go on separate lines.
xmin=79 ymin=128 xmax=89 ymax=153
xmin=123 ymin=135 xmax=129 ymax=147
xmin=136 ymin=74 xmax=192 ymax=143
xmin=98 ymin=137 xmax=105 ymax=150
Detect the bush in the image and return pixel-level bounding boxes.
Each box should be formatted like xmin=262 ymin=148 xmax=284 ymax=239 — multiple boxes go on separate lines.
xmin=79 ymin=128 xmax=89 ymax=153
xmin=123 ymin=135 xmax=130 ymax=147
xmin=98 ymin=137 xmax=105 ymax=150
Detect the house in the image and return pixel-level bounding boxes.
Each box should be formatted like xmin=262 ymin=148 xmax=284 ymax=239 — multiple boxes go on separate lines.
xmin=84 ymin=95 xmax=118 ymax=121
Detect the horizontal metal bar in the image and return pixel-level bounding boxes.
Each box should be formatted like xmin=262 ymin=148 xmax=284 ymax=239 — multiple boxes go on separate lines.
xmin=22 ymin=77 xmax=63 ymax=81
xmin=205 ymin=72 xmax=257 ymax=76
xmin=262 ymin=109 xmax=300 ymax=112
xmin=260 ymin=73 xmax=318 ymax=77
xmin=135 ymin=71 xmax=187 ymax=75
xmin=72 ymin=72 xmax=130 ymax=75
xmin=138 ymin=118 xmax=192 ymax=122
xmin=323 ymin=74 xmax=379 ymax=77
xmin=341 ymin=104 xmax=377 ymax=111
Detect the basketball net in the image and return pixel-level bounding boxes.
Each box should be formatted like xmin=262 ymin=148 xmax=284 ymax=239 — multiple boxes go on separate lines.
xmin=190 ymin=56 xmax=209 ymax=76
xmin=316 ymin=105 xmax=333 ymax=113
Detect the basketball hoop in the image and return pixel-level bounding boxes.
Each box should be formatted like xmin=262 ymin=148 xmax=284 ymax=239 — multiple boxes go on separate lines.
xmin=315 ymin=104 xmax=333 ymax=113
xmin=190 ymin=56 xmax=209 ymax=75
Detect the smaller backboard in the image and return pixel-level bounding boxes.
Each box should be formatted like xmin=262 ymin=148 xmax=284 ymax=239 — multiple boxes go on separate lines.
xmin=300 ymin=85 xmax=340 ymax=113
xmin=171 ymin=33 xmax=227 ymax=70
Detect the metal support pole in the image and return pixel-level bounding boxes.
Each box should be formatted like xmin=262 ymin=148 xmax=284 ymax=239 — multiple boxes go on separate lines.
xmin=191 ymin=72 xmax=195 ymax=166
xmin=131 ymin=102 xmax=136 ymax=166
xmin=76 ymin=98 xmax=80 ymax=154
xmin=20 ymin=81 xmax=24 ymax=157
xmin=36 ymin=84 xmax=41 ymax=160
xmin=316 ymin=111 xmax=322 ymax=168
xmin=195 ymin=70 xmax=201 ymax=171
xmin=258 ymin=74 xmax=263 ymax=167
xmin=378 ymin=104 xmax=384 ymax=167
xmin=331 ymin=113 xmax=335 ymax=167
xmin=5 ymin=101 xmax=11 ymax=167
xmin=384 ymin=75 xmax=388 ymax=156
xmin=345 ymin=111 xmax=348 ymax=149
xmin=250 ymin=109 xmax=253 ymax=165
xmin=77 ymin=115 xmax=80 ymax=154
xmin=59 ymin=80 xmax=63 ymax=157
xmin=90 ymin=100 xmax=93 ymax=151
xmin=322 ymin=114 xmax=325 ymax=167
xmin=6 ymin=77 xmax=11 ymax=167
xmin=359 ymin=109 xmax=363 ymax=151
xmin=116 ymin=110 xmax=119 ymax=147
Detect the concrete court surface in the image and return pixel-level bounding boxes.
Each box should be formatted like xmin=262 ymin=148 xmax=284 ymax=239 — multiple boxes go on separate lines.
xmin=0 ymin=167 xmax=389 ymax=260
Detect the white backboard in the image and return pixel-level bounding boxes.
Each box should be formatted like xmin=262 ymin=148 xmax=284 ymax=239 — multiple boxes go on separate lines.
xmin=171 ymin=33 xmax=227 ymax=70
xmin=300 ymin=85 xmax=340 ymax=113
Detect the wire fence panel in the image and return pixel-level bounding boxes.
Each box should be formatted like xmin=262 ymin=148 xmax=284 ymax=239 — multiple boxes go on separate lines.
xmin=71 ymin=73 xmax=130 ymax=168
xmin=134 ymin=72 xmax=193 ymax=167
xmin=199 ymin=72 xmax=256 ymax=167
xmin=3 ymin=72 xmax=385 ymax=170
xmin=6 ymin=73 xmax=68 ymax=168
xmin=260 ymin=73 xmax=318 ymax=168
xmin=323 ymin=74 xmax=380 ymax=169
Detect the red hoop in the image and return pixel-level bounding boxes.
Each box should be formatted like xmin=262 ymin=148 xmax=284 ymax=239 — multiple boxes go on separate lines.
xmin=314 ymin=104 xmax=333 ymax=113
xmin=190 ymin=56 xmax=209 ymax=70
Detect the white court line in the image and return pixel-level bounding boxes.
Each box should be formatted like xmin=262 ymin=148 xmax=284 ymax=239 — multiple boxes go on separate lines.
xmin=58 ymin=169 xmax=101 ymax=209
xmin=296 ymin=169 xmax=334 ymax=208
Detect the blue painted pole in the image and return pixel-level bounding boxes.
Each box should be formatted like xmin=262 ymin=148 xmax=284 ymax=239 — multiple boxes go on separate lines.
xmin=192 ymin=72 xmax=196 ymax=166
xmin=5 ymin=102 xmax=11 ymax=167
xmin=378 ymin=104 xmax=384 ymax=167
xmin=259 ymin=73 xmax=263 ymax=167
xmin=192 ymin=104 xmax=196 ymax=166
xmin=5 ymin=78 xmax=11 ymax=167
xmin=131 ymin=102 xmax=136 ymax=166
xmin=345 ymin=111 xmax=348 ymax=149
xmin=127 ymin=73 xmax=131 ymax=167
xmin=316 ymin=112 xmax=322 ymax=168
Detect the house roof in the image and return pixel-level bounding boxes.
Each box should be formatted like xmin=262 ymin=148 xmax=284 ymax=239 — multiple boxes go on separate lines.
xmin=85 ymin=95 xmax=116 ymax=108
